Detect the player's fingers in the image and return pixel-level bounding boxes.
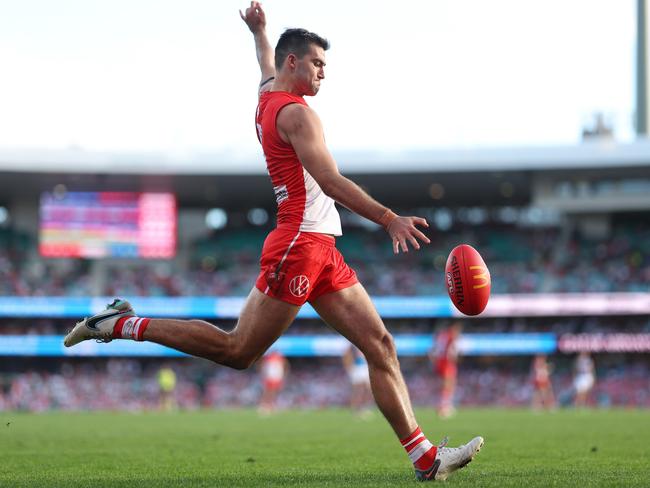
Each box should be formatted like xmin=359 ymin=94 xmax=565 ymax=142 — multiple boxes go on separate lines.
xmin=411 ymin=227 xmax=430 ymax=244
xmin=239 ymin=9 xmax=246 ymax=20
xmin=392 ymin=239 xmax=399 ymax=254
xmin=413 ymin=217 xmax=429 ymax=228
xmin=399 ymin=237 xmax=409 ymax=252
xmin=406 ymin=233 xmax=420 ymax=250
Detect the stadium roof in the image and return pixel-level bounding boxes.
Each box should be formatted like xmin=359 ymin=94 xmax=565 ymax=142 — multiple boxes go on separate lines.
xmin=1 ymin=140 xmax=648 ymax=209
xmin=0 ymin=139 xmax=649 ymax=175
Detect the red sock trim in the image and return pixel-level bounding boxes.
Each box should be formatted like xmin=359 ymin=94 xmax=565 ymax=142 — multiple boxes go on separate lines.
xmin=400 ymin=426 xmax=422 ymax=446
xmin=112 ymin=316 xmax=130 ymax=339
xmin=414 ymin=446 xmax=438 ymax=470
xmin=401 ymin=426 xmax=439 ymax=470
xmin=407 ymin=437 xmax=426 ymax=453
xmin=136 ymin=318 xmax=151 ymax=341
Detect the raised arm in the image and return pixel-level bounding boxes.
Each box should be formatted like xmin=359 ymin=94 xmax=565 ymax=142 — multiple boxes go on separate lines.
xmin=278 ymin=104 xmax=430 ymax=254
xmin=240 ymin=2 xmax=275 ymax=93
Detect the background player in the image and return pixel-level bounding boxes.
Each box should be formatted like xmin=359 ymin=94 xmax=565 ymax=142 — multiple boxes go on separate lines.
xmin=429 ymin=321 xmax=462 ymax=418
xmin=64 ymin=2 xmax=483 ymax=481
xmin=343 ymin=344 xmax=373 ymax=415
xmin=573 ymin=351 xmax=596 ymax=408
xmin=157 ymin=364 xmax=177 ymax=411
xmin=530 ymin=354 xmax=556 ymax=411
xmin=258 ymin=349 xmax=289 ymax=414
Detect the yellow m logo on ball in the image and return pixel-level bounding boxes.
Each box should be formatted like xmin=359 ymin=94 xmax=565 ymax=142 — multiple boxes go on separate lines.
xmin=469 ymin=265 xmax=489 ymax=289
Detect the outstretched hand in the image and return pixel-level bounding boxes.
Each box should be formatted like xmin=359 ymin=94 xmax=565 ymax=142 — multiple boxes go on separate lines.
xmin=240 ymin=1 xmax=267 ymax=33
xmin=386 ymin=216 xmax=430 ymax=254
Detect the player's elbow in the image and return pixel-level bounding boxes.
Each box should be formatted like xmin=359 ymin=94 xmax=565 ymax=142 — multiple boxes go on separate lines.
xmin=319 ymin=180 xmax=336 ymax=198
xmin=319 ymin=174 xmax=344 ymax=199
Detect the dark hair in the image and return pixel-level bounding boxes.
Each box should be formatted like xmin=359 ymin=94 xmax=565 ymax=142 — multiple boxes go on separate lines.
xmin=274 ymin=28 xmax=330 ymax=70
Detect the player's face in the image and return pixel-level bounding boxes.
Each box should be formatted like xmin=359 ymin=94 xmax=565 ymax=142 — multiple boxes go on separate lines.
xmin=294 ymin=44 xmax=326 ymax=96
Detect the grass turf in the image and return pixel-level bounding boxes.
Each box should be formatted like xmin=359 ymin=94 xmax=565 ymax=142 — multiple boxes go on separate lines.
xmin=1 ymin=408 xmax=649 ymax=487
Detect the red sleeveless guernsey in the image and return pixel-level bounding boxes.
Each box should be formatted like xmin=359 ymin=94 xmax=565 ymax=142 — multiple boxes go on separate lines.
xmin=256 ymin=91 xmax=342 ymax=236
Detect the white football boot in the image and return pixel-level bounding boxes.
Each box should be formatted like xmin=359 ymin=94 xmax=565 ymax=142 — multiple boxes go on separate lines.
xmin=415 ymin=436 xmax=484 ymax=481
xmin=64 ymin=298 xmax=134 ymax=347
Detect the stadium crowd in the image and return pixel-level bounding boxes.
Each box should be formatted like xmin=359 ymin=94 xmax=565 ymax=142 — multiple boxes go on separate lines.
xmin=1 ymin=357 xmax=648 ymax=412
xmin=1 ymin=214 xmax=648 ymax=414
xmin=1 ymin=217 xmax=649 ymax=297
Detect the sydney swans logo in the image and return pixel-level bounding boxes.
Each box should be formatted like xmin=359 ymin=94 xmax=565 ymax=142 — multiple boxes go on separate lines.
xmin=289 ymin=275 xmax=310 ymax=297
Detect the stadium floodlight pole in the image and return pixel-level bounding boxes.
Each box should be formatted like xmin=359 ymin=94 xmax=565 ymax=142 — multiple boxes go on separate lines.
xmin=637 ymin=0 xmax=649 ymax=136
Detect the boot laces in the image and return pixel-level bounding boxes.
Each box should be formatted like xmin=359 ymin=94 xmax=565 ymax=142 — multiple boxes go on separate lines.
xmin=92 ymin=300 xmax=121 ymax=343
xmin=438 ymin=436 xmax=465 ymax=457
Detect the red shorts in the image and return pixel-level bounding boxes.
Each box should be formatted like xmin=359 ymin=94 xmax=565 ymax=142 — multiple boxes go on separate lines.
xmin=255 ymin=228 xmax=358 ymax=306
xmin=534 ymin=379 xmax=550 ymax=390
xmin=263 ymin=379 xmax=284 ymax=391
xmin=436 ymin=359 xmax=457 ymax=379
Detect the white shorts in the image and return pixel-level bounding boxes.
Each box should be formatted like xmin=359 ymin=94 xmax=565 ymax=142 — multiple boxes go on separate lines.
xmin=574 ymin=374 xmax=594 ymax=393
xmin=349 ymin=364 xmax=370 ymax=385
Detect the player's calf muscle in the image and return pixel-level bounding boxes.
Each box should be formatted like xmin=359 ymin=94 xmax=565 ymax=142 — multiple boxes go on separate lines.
xmin=145 ymin=318 xmax=240 ymax=367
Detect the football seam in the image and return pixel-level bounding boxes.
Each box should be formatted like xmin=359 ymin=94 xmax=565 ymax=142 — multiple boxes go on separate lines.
xmin=460 ymin=246 xmax=474 ymax=315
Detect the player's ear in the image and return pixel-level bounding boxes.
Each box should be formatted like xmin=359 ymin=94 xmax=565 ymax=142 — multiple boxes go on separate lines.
xmin=286 ymin=53 xmax=297 ymax=70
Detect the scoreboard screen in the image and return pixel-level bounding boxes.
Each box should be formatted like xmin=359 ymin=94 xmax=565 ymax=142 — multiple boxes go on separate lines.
xmin=39 ymin=192 xmax=176 ymax=259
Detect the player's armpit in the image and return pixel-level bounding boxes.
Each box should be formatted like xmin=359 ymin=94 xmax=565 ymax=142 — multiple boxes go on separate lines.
xmin=259 ymin=76 xmax=275 ymax=95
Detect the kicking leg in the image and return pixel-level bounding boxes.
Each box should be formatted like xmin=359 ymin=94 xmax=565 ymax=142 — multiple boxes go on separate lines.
xmin=65 ymin=289 xmax=299 ymax=370
xmin=144 ymin=288 xmax=299 ymax=369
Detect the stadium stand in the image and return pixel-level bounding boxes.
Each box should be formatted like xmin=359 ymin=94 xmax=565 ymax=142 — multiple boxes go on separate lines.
xmin=0 ymin=142 xmax=648 ymax=412
xmin=1 ymin=217 xmax=648 ymax=296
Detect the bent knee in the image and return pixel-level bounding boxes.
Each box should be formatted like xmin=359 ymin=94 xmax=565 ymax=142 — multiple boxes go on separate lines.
xmin=227 ymin=357 xmax=256 ymax=370
xmin=222 ymin=345 xmax=258 ymax=370
xmin=364 ymin=332 xmax=398 ymax=365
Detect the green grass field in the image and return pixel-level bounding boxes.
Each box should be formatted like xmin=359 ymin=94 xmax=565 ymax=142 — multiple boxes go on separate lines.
xmin=1 ymin=408 xmax=649 ymax=487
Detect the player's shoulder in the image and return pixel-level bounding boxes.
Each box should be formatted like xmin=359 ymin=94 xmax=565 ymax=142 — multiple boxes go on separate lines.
xmin=276 ymin=102 xmax=318 ymax=133
xmin=282 ymin=102 xmax=314 ymax=117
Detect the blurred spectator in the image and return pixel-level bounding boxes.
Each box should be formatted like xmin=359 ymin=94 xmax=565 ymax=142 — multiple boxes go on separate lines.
xmin=0 ymin=356 xmax=647 ymax=412
xmin=1 ymin=218 xmax=649 ymax=297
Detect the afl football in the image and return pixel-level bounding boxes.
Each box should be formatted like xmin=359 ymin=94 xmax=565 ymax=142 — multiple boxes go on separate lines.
xmin=445 ymin=244 xmax=491 ymax=316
